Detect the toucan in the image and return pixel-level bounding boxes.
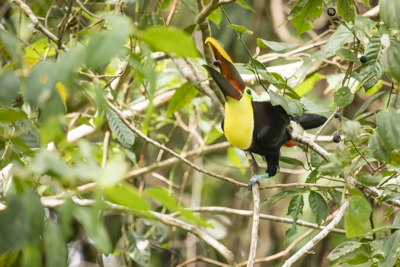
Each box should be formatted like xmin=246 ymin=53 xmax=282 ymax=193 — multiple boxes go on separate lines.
xmin=203 ymin=38 xmax=327 ymax=190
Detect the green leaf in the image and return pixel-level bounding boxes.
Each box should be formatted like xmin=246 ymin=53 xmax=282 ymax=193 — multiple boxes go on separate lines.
xmin=382 ymin=38 xmax=400 ymax=82
xmin=287 ymin=98 xmax=304 ymax=116
xmin=337 ymin=0 xmax=355 ymax=22
xmin=144 ymin=187 xmax=211 ymax=227
xmin=262 ymin=189 xmax=306 ymax=206
xmin=355 ymin=172 xmax=381 ymax=186
xmin=43 ymin=222 xmax=67 ymax=267
xmin=74 ymin=206 xmax=112 ymax=255
xmin=345 ymin=253 xmax=369 ymax=265
xmin=269 ymin=90 xmax=290 ymax=114
xmin=369 ymin=133 xmax=392 ymax=161
xmin=0 ymin=70 xmax=20 ymax=108
xmin=376 ymin=108 xmax=400 ymax=150
xmin=359 ymin=32 xmax=384 ymax=91
xmin=335 ymin=48 xmax=359 ymax=61
xmin=139 ymin=27 xmax=199 ymax=58
xmin=259 ymin=71 xmax=278 ymax=84
xmin=127 ymin=232 xmax=151 ymax=266
xmin=24 ymin=38 xmax=54 ymax=58
xmin=295 ymin=73 xmax=320 ymax=97
xmin=99 ymin=155 xmax=128 ymax=186
xmin=0 ymin=109 xmax=27 ymax=122
xmin=280 ymin=156 xmax=304 ymax=167
xmin=363 ymin=226 xmax=400 ymax=237
xmin=235 ymin=0 xmax=255 ymax=12
xmin=334 ymin=86 xmax=354 ymax=108
xmin=380 ymin=0 xmax=400 ymax=30
xmin=309 ymin=192 xmax=328 ymax=225
xmin=208 ymin=8 xmax=221 ymax=27
xmin=342 ymin=120 xmax=361 ymax=140
xmin=353 ymin=91 xmax=387 ymax=119
xmin=104 ymin=184 xmax=149 ymax=213
xmin=345 ymin=212 xmax=366 ymax=238
xmin=106 ymin=108 xmax=135 ymax=148
xmin=227 ymin=24 xmax=253 ymax=35
xmin=167 ymin=82 xmax=198 ymax=115
xmin=350 ymin=196 xmax=372 ymax=221
xmin=379 ymin=230 xmax=400 ymax=267
xmin=256 ymin=38 xmax=299 ymax=52
xmin=325 ymin=16 xmax=376 ymax=56
xmin=0 ymin=251 xmax=19 ymax=267
xmin=85 ymin=15 xmax=130 ymax=68
xmin=285 ymin=195 xmax=304 ymax=239
xmin=13 ymin=119 xmax=40 ymax=148
xmin=291 ymin=0 xmax=323 ymax=36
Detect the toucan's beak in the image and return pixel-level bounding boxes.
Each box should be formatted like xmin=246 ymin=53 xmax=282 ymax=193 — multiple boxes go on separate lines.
xmin=203 ymin=37 xmax=245 ymax=100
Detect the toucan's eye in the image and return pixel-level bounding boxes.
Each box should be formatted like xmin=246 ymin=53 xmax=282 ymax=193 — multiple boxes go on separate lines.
xmin=246 ymin=89 xmax=251 ymax=95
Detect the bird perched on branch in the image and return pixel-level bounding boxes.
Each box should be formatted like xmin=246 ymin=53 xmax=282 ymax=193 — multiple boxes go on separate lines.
xmin=203 ymin=38 xmax=327 ymax=190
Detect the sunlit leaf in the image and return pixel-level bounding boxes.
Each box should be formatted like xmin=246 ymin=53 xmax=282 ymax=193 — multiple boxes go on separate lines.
xmin=139 ymin=27 xmax=200 ymax=58
xmin=227 ymin=24 xmax=253 ymax=35
xmin=167 ymin=83 xmax=198 ymax=115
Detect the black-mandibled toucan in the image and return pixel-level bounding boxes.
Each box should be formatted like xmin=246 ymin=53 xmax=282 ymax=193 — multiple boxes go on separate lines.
xmin=203 ymin=38 xmax=327 ymax=190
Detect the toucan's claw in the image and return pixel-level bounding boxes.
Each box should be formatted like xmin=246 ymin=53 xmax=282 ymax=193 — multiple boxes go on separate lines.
xmin=247 ymin=173 xmax=270 ymax=191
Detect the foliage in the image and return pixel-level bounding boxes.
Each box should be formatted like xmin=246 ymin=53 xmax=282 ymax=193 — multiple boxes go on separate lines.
xmin=0 ymin=0 xmax=400 ymax=266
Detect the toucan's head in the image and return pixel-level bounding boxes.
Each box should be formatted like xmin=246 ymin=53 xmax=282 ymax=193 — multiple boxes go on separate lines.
xmin=203 ymin=37 xmax=246 ymax=101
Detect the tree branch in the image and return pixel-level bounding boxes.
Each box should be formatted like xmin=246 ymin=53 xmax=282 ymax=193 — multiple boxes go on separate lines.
xmin=12 ymin=0 xmax=69 ymax=52
xmin=282 ymin=200 xmax=350 ymax=267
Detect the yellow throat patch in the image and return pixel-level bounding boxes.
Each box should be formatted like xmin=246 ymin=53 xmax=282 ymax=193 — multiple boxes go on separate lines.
xmin=224 ymin=91 xmax=254 ymax=150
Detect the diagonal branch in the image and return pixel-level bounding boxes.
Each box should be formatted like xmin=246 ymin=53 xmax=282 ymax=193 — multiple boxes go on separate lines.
xmin=282 ymin=200 xmax=350 ymax=267
xmin=13 ymin=0 xmax=69 ymax=52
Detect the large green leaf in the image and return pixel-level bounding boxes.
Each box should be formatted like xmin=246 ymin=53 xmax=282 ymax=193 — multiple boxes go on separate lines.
xmin=106 ymin=108 xmax=135 ymax=148
xmin=0 ymin=71 xmax=20 ymax=108
xmin=257 ymin=38 xmax=299 ymax=52
xmin=380 ymin=0 xmax=400 ymax=30
xmin=350 ymin=196 xmax=372 ymax=221
xmin=167 ymin=82 xmax=198 ymax=115
xmin=355 ymin=172 xmax=381 ymax=186
xmin=104 ymin=184 xmax=149 ymax=213
xmin=379 ymin=230 xmax=400 ymax=267
xmin=328 ymin=241 xmax=363 ymax=261
xmin=334 ymin=86 xmax=354 ymax=108
xmin=353 ymin=91 xmax=387 ymax=119
xmin=269 ymin=90 xmax=290 ymax=113
xmin=285 ymin=195 xmax=304 ymax=239
xmin=376 ymin=108 xmax=400 ymax=150
xmin=309 ymin=192 xmax=328 ymax=225
xmin=291 ymin=0 xmax=323 ymax=36
xmin=335 ymin=48 xmax=359 ymax=61
xmin=325 ymin=16 xmax=376 ymax=57
xmin=85 ymin=15 xmax=131 ymax=68
xmin=359 ymin=32 xmax=384 ymax=91
xmin=337 ymin=0 xmax=355 ymax=22
xmin=369 ymin=133 xmax=391 ymax=161
xmin=139 ymin=27 xmax=200 ymax=58
xmin=43 ymin=222 xmax=67 ymax=267
xmin=345 ymin=212 xmax=366 ymax=238
xmin=382 ymin=38 xmax=400 ymax=82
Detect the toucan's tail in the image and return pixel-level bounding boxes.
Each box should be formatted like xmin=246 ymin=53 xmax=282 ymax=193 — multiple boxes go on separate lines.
xmin=294 ymin=114 xmax=327 ymax=130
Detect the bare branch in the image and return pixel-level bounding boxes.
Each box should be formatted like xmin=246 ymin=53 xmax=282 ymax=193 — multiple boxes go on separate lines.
xmin=282 ymin=200 xmax=350 ymax=267
xmin=12 ymin=0 xmax=69 ymax=52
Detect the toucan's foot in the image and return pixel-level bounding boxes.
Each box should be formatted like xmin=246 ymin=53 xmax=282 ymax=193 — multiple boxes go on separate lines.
xmin=248 ymin=173 xmax=270 ymax=191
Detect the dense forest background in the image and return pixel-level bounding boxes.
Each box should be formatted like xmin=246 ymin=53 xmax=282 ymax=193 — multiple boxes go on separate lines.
xmin=1 ymin=0 xmax=400 ymax=266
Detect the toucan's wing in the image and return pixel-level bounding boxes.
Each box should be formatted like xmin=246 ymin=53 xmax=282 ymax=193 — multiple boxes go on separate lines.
xmin=253 ymin=101 xmax=290 ymax=149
